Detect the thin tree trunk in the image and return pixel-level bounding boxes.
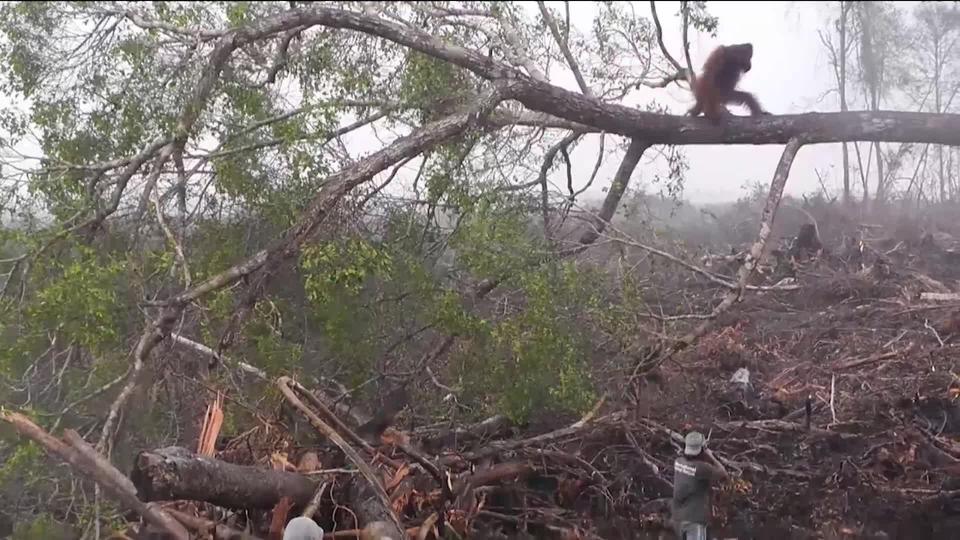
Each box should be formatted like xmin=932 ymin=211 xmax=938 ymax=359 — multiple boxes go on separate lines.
xmin=840 ymin=1 xmax=851 ymax=205
xmin=935 ymin=38 xmax=946 ymax=202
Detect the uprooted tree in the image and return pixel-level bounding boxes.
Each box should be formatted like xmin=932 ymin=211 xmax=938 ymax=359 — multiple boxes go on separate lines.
xmin=2 ymin=1 xmax=960 ymax=539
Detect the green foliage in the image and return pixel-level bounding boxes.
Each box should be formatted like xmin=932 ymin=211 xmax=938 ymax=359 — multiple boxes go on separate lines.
xmin=682 ymin=1 xmax=719 ymax=37
xmin=301 ymin=239 xmax=394 ymax=304
xmin=293 ymin=29 xmax=401 ymax=103
xmin=398 ymin=50 xmax=475 ymax=123
xmin=592 ymin=2 xmax=656 ymax=72
xmin=28 ymin=247 xmax=127 ymax=352
xmin=212 ymin=151 xmax=270 ymax=207
xmin=459 ymin=262 xmax=599 ymax=422
xmin=0 ymin=440 xmax=43 ymax=487
xmin=0 ymin=2 xmax=58 ymax=97
xmin=432 ymin=289 xmax=486 ymax=336
xmin=188 ymin=223 xmax=267 ymax=350
xmin=0 ymin=245 xmax=129 ymax=379
xmin=224 ymin=1 xmax=253 ymax=26
xmin=300 ymin=239 xmax=395 ymax=382
xmin=11 ymin=512 xmax=73 ymax=540
xmin=452 ymin=198 xmax=545 ymax=278
xmin=417 ymin=198 xmax=599 ymax=421
xmin=246 ymin=299 xmax=303 ymax=377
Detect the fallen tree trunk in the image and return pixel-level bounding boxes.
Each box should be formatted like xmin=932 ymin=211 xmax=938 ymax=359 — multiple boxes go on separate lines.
xmin=131 ymin=447 xmax=412 ymax=539
xmin=131 ymin=447 xmax=317 ymax=510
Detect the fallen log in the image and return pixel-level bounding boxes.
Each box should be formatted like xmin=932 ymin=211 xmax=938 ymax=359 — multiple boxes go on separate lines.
xmin=129 ymin=448 xmax=418 ymax=539
xmin=131 ymin=446 xmax=317 ymax=510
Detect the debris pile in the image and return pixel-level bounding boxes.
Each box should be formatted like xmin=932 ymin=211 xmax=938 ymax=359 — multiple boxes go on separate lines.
xmin=6 ymin=219 xmax=960 ymax=539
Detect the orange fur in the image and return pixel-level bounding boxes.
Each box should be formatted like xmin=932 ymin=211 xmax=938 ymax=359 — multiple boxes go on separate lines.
xmin=687 ymin=43 xmax=769 ymax=124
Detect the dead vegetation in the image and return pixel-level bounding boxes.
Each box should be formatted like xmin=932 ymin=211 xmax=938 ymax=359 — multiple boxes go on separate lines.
xmin=9 ymin=199 xmax=960 ymax=540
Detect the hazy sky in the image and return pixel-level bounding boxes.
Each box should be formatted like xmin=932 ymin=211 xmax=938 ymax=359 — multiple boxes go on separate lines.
xmin=0 ymin=2 xmax=880 ymax=208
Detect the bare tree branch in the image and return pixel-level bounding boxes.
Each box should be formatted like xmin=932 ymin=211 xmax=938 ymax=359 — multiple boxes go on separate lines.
xmin=537 ymin=1 xmax=592 ymax=96
xmin=278 ymin=377 xmax=405 ymax=538
xmin=0 ymin=412 xmax=189 ymax=540
xmin=649 ymin=1 xmax=684 ymax=74
xmin=577 ymin=138 xmax=650 ymax=245
xmin=680 ymin=1 xmax=696 ymax=86
xmin=494 ymin=10 xmax=548 ymax=83
xmin=169 ymin=333 xmax=267 ymax=380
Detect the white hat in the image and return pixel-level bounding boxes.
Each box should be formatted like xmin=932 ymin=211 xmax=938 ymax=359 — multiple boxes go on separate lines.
xmin=684 ymin=431 xmax=705 ymax=456
xmin=283 ymin=516 xmax=324 ymax=540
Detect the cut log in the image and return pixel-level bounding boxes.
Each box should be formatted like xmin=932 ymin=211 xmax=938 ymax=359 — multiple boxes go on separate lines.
xmin=131 ymin=447 xmax=317 ymax=510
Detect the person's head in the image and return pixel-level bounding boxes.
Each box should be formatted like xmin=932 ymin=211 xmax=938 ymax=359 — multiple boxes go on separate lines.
xmin=283 ymin=516 xmax=324 ymax=540
xmin=684 ymin=431 xmax=705 ymax=458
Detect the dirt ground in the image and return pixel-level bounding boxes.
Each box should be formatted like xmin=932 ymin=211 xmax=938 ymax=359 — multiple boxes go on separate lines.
xmin=606 ymin=224 xmax=960 ymax=539
xmin=118 ymin=215 xmax=960 ymax=540
xmin=439 ymin=219 xmax=960 ymax=540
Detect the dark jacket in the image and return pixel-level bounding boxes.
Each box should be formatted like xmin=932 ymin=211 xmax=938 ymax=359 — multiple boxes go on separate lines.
xmin=671 ymin=456 xmax=725 ymax=524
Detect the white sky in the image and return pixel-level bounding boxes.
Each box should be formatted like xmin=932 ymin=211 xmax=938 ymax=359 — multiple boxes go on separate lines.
xmin=0 ymin=2 xmax=910 ymax=208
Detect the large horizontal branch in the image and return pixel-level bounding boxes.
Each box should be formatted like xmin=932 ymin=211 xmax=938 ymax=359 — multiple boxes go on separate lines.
xmin=293 ymin=5 xmax=960 ymax=146
xmin=510 ymin=82 xmax=960 ymax=145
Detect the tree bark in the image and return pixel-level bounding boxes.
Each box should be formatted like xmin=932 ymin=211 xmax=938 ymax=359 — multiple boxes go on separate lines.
xmin=130 ymin=446 xmax=413 ymax=538
xmin=131 ymin=447 xmax=317 ymax=510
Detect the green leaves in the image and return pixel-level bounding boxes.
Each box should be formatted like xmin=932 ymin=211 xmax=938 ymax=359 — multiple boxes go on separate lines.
xmin=458 ymin=262 xmax=599 ymax=423
xmin=26 ymin=246 xmax=127 ymax=354
xmin=225 ymin=1 xmax=252 ymax=26
xmin=452 ymin=197 xmax=545 ymax=278
xmin=683 ymin=1 xmax=719 ymax=37
xmin=399 ymin=50 xmax=476 ymax=123
xmin=301 ymin=239 xmax=394 ymax=305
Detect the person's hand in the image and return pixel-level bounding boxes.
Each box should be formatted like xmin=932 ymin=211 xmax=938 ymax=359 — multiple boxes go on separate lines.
xmin=705 ymin=450 xmax=729 ymax=479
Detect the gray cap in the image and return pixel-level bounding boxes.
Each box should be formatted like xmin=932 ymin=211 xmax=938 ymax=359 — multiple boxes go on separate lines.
xmin=283 ymin=516 xmax=324 ymax=540
xmin=684 ymin=431 xmax=705 ymax=456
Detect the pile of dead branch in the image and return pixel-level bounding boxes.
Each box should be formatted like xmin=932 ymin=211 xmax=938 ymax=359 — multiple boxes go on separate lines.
xmin=6 ymin=220 xmax=960 ymax=539
xmin=2 ymin=377 xmax=685 ymax=540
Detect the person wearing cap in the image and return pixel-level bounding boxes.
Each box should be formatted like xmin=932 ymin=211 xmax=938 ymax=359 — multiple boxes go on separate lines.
xmin=671 ymin=431 xmax=729 ymax=540
xmin=283 ymin=516 xmax=324 ymax=540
